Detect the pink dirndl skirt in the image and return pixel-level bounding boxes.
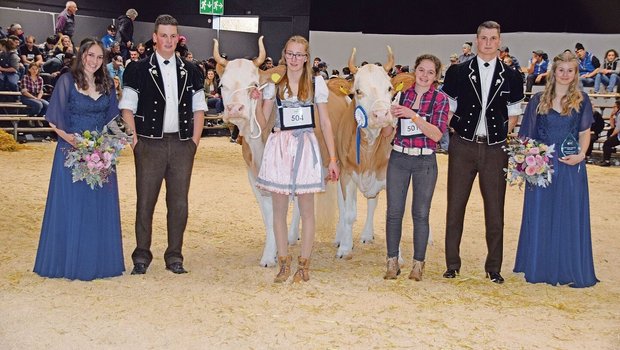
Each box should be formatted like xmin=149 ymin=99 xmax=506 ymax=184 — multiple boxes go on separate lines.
xmin=256 ymin=129 xmax=325 ymax=195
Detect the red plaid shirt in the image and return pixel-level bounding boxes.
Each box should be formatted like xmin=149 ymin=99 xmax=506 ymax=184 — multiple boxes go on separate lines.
xmin=22 ymin=75 xmax=43 ymax=96
xmin=394 ymin=84 xmax=449 ymax=149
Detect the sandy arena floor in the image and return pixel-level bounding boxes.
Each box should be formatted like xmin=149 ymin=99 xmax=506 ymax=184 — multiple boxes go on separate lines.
xmin=0 ymin=137 xmax=618 ymax=349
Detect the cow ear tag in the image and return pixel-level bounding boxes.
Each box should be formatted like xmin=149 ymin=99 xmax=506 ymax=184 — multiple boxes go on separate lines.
xmin=395 ymin=82 xmax=404 ymax=92
xmin=339 ymin=86 xmax=349 ymax=95
xmin=271 ymin=73 xmax=282 ymax=83
xmin=354 ymin=106 xmax=368 ymax=128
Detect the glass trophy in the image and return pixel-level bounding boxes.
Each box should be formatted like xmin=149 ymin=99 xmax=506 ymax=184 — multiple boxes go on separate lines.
xmin=560 ymin=133 xmax=579 ymax=157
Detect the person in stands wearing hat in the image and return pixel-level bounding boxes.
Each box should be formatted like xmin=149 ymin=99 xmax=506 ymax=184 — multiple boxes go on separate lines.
xmin=458 ymin=42 xmax=475 ymax=63
xmin=261 ymin=56 xmax=274 ymax=71
xmin=575 ymin=43 xmax=600 ymax=91
xmin=175 ymin=35 xmax=189 ymax=58
xmin=525 ymin=50 xmax=550 ymax=100
xmin=101 ymin=24 xmax=116 ymax=49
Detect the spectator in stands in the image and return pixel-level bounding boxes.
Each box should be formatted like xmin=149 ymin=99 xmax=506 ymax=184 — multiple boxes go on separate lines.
xmin=113 ymin=75 xmax=122 ymax=100
xmin=175 ymin=35 xmax=189 ymax=58
xmin=313 ymin=56 xmax=321 ymax=67
xmin=40 ymin=35 xmax=58 ymax=61
xmin=185 ymin=51 xmax=195 ymax=63
xmin=498 ymin=46 xmax=522 ymax=76
xmin=116 ymin=8 xmax=138 ymax=60
xmin=126 ymin=47 xmax=139 ymax=66
xmin=107 ymin=41 xmax=121 ymax=63
xmin=136 ymin=42 xmax=147 ymax=59
xmin=261 ymin=56 xmax=273 ymax=71
xmin=106 ymin=54 xmax=124 ymax=86
xmin=56 ymin=1 xmax=78 ymax=39
xmin=458 ymin=42 xmax=475 ymax=63
xmin=101 ymin=24 xmax=116 ymax=49
xmin=20 ymin=62 xmax=48 ymax=119
xmin=19 ymin=35 xmax=44 ymax=68
xmin=585 ymin=110 xmax=605 ymax=164
xmin=342 ymin=66 xmax=353 ymax=80
xmin=53 ymin=34 xmax=74 ymax=56
xmin=575 ymin=43 xmax=600 ymax=91
xmin=318 ymin=61 xmax=329 ymax=80
xmin=525 ymin=50 xmax=549 ymax=100
xmin=329 ymin=69 xmax=340 ymax=79
xmin=49 ymin=52 xmax=74 ymax=85
xmin=594 ymin=49 xmax=619 ymax=94
xmin=204 ymin=68 xmax=223 ymax=116
xmin=0 ymin=38 xmax=20 ymax=91
xmin=600 ymin=99 xmax=620 ymax=166
xmin=7 ymin=24 xmax=25 ymax=45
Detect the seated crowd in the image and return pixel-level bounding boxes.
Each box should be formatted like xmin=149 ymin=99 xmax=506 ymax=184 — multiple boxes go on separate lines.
xmin=0 ymin=12 xmax=618 ymax=162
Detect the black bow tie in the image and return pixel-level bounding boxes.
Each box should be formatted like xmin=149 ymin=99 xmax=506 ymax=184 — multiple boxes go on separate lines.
xmin=163 ymin=60 xmax=170 ymax=65
xmin=483 ymin=62 xmax=490 ymax=67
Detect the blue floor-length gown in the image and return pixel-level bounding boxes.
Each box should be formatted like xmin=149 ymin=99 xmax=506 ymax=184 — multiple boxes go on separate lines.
xmin=513 ymin=92 xmax=598 ymax=288
xmin=33 ymin=73 xmax=125 ymax=281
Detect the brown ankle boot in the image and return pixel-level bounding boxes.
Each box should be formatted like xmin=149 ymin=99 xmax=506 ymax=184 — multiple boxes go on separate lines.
xmin=292 ymin=256 xmax=310 ymax=282
xmin=384 ymin=256 xmax=400 ymax=279
xmin=274 ymin=255 xmax=292 ymax=283
xmin=408 ymin=259 xmax=425 ymax=281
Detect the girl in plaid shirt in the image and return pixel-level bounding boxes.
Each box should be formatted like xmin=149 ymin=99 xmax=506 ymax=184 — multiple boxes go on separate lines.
xmin=383 ymin=54 xmax=449 ymax=281
xmin=21 ymin=62 xmax=49 ymax=118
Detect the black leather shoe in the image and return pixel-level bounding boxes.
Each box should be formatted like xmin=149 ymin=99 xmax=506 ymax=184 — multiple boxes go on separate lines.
xmin=166 ymin=262 xmax=188 ymax=274
xmin=487 ymin=272 xmax=504 ymax=284
xmin=443 ymin=269 xmax=459 ymax=278
xmin=131 ymin=263 xmax=148 ymax=275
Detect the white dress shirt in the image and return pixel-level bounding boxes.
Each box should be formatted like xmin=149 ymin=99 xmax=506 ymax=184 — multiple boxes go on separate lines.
xmin=156 ymin=52 xmax=180 ymax=133
xmin=475 ymin=56 xmax=497 ymax=137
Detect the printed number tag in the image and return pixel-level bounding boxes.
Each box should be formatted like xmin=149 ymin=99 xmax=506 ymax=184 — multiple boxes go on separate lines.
xmin=280 ymin=105 xmax=314 ymax=130
xmin=400 ymin=117 xmax=425 ymax=137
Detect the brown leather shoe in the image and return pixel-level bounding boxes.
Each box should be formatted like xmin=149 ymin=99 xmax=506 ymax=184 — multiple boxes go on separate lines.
xmin=274 ymin=255 xmax=292 ymax=283
xmin=384 ymin=256 xmax=400 ymax=279
xmin=292 ymin=256 xmax=310 ymax=282
xmin=408 ymin=260 xmax=425 ymax=281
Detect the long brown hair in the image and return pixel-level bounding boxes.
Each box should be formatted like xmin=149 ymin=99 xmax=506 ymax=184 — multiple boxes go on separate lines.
xmin=277 ymin=35 xmax=313 ymax=102
xmin=71 ymin=38 xmax=112 ymax=94
xmin=537 ymin=51 xmax=583 ymax=116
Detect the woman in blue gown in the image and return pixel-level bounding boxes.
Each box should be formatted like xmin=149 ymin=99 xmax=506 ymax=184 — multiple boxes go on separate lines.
xmin=34 ymin=38 xmax=125 ymax=281
xmin=514 ymin=51 xmax=598 ymax=288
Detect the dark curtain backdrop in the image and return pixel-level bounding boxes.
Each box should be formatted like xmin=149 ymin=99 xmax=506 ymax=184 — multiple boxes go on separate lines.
xmin=309 ymin=0 xmax=620 ymax=34
xmin=2 ymin=0 xmax=618 ymax=34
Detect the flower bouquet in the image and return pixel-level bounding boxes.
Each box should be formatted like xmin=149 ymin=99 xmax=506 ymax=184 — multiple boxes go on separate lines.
xmin=503 ymin=137 xmax=555 ymax=189
xmin=64 ymin=125 xmax=131 ymax=189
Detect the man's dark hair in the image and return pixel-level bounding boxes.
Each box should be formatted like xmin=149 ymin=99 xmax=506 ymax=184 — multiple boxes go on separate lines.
xmin=477 ymin=20 xmax=501 ymax=36
xmin=154 ymin=14 xmax=178 ymax=33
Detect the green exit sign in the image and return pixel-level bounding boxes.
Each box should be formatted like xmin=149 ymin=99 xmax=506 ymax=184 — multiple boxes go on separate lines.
xmin=199 ymin=0 xmax=224 ymax=15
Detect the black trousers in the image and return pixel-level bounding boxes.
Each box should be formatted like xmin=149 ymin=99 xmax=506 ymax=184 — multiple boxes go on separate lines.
xmin=603 ymin=135 xmax=620 ymax=161
xmin=131 ymin=134 xmax=197 ymax=266
xmin=445 ymin=135 xmax=508 ymax=273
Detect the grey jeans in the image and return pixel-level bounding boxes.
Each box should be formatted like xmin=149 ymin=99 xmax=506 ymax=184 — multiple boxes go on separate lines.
xmin=385 ymin=150 xmax=438 ymax=261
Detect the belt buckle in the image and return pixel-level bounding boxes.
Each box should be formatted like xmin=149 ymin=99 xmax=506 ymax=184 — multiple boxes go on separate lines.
xmin=475 ymin=135 xmax=487 ymax=144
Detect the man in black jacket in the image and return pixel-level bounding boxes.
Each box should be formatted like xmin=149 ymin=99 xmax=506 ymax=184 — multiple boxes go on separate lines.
xmin=119 ymin=14 xmax=207 ymax=275
xmin=116 ymin=8 xmax=138 ymax=61
xmin=441 ymin=20 xmax=524 ymax=284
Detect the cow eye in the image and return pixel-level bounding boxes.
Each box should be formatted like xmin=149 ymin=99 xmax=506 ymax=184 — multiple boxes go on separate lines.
xmin=388 ymin=86 xmax=393 ymax=92
xmin=355 ymin=89 xmax=362 ymax=95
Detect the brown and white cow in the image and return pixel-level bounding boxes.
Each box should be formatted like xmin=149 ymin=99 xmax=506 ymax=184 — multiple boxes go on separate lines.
xmin=332 ymin=47 xmax=396 ymax=259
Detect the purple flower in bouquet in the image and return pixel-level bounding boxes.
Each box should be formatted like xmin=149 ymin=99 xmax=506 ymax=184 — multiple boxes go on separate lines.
xmin=503 ymin=137 xmax=555 ymax=189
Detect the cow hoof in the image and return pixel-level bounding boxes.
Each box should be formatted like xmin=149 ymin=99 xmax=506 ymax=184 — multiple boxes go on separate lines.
xmin=361 ymin=236 xmax=375 ymax=244
xmin=260 ymin=256 xmax=277 ymax=268
xmin=336 ymin=252 xmax=353 ymax=260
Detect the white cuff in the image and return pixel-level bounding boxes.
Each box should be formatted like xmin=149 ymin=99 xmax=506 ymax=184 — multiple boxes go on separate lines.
xmin=118 ymin=88 xmax=138 ymax=113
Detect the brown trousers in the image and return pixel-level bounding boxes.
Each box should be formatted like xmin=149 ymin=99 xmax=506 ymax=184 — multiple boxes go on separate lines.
xmin=131 ymin=134 xmax=197 ymax=266
xmin=444 ymin=135 xmax=508 ymax=273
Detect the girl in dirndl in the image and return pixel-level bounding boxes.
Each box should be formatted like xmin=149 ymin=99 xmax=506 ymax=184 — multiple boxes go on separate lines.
xmin=254 ymin=35 xmax=339 ymax=283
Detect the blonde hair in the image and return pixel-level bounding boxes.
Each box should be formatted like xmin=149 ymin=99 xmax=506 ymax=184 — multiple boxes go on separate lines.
xmin=537 ymin=51 xmax=583 ymax=116
xmin=277 ymin=35 xmax=313 ymax=102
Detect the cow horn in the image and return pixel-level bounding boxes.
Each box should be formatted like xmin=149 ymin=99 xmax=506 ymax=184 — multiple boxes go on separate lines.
xmin=253 ymin=36 xmax=266 ymax=67
xmin=384 ymin=46 xmax=394 ymax=73
xmin=213 ymin=38 xmax=228 ymax=67
xmin=348 ymin=47 xmax=358 ymax=74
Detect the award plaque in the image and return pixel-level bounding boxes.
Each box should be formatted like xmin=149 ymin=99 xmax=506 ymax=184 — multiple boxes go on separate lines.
xmin=560 ymin=133 xmax=579 ymax=157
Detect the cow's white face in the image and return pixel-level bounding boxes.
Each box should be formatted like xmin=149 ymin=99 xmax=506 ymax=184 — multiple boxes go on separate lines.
xmin=353 ymin=64 xmax=394 ymax=131
xmin=219 ymin=59 xmax=261 ymax=134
